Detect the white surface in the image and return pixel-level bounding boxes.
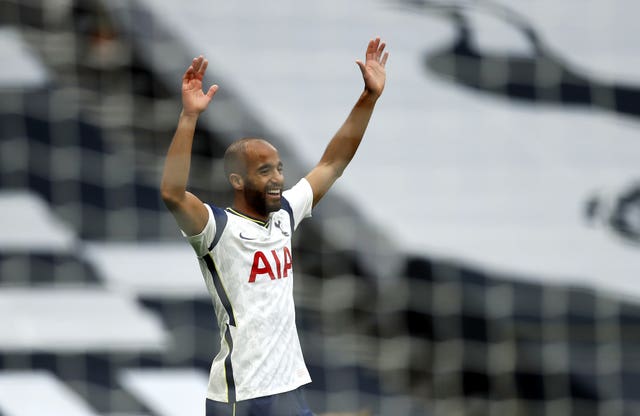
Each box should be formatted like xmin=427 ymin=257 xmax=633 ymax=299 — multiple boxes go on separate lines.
xmin=0 ymin=191 xmax=76 ymax=252
xmin=0 ymin=287 xmax=168 ymax=352
xmin=132 ymin=0 xmax=640 ymax=298
xmin=119 ymin=368 xmax=208 ymax=416
xmin=0 ymin=371 xmax=100 ymax=416
xmin=83 ymin=242 xmax=207 ymax=298
xmin=0 ymin=28 xmax=50 ymax=88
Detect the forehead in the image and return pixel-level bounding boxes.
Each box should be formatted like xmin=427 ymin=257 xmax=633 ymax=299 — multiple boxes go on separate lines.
xmin=243 ymin=140 xmax=280 ymax=166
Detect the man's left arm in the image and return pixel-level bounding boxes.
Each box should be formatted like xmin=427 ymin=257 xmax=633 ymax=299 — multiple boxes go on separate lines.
xmin=305 ymin=37 xmax=389 ymax=207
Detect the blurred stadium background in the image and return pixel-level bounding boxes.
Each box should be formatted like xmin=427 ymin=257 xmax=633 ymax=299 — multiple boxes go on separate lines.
xmin=1 ymin=0 xmax=640 ymax=415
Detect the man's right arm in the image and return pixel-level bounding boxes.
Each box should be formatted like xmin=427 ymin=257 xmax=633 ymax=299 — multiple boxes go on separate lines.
xmin=160 ymin=56 xmax=218 ymax=236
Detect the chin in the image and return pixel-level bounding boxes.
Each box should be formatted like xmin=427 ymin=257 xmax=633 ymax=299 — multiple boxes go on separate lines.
xmin=266 ymin=200 xmax=282 ymax=213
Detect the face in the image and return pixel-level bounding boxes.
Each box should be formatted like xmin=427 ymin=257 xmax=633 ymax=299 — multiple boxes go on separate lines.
xmin=240 ymin=140 xmax=284 ymax=217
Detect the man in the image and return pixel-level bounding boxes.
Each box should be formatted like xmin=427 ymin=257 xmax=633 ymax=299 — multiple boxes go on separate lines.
xmin=161 ymin=37 xmax=388 ymax=416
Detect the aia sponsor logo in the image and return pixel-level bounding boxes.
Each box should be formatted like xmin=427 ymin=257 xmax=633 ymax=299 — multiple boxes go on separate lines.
xmin=248 ymin=247 xmax=293 ymax=282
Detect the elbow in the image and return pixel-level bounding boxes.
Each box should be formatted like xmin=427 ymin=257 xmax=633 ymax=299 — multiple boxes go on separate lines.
xmin=330 ymin=161 xmax=348 ymax=179
xmin=160 ymin=187 xmax=183 ymax=210
xmin=317 ymin=161 xmax=346 ymax=181
xmin=333 ymin=166 xmax=346 ymax=179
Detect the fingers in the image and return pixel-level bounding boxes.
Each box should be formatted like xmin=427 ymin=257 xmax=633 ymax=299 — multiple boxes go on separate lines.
xmin=381 ymin=51 xmax=389 ymax=67
xmin=355 ymin=59 xmax=366 ymax=77
xmin=193 ymin=55 xmax=208 ymax=76
xmin=192 ymin=55 xmax=204 ymax=73
xmin=365 ymin=37 xmax=388 ymax=64
xmin=198 ymin=57 xmax=209 ymax=76
xmin=183 ymin=55 xmax=208 ymax=80
xmin=377 ymin=41 xmax=386 ymax=57
xmin=366 ymin=38 xmax=377 ymax=61
xmin=182 ymin=64 xmax=195 ymax=81
xmin=206 ymin=84 xmax=219 ymax=99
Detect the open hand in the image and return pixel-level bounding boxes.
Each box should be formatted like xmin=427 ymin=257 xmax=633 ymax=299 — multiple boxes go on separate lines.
xmin=182 ymin=55 xmax=219 ymax=116
xmin=356 ymin=37 xmax=389 ymax=98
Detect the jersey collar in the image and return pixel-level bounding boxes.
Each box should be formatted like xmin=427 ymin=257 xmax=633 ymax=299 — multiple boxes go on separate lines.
xmin=226 ymin=207 xmax=269 ymax=227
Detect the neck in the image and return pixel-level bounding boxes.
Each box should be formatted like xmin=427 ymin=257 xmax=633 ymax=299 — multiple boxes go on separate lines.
xmin=232 ymin=199 xmax=268 ymax=222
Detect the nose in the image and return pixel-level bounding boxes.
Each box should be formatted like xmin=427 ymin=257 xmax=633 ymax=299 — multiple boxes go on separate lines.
xmin=273 ymin=168 xmax=284 ymax=183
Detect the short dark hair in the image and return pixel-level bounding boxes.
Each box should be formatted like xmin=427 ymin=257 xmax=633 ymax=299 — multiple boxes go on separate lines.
xmin=223 ymin=137 xmax=269 ymax=182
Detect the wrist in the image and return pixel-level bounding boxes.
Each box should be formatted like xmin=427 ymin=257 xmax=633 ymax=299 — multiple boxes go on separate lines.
xmin=360 ymin=89 xmax=380 ymax=105
xmin=180 ymin=109 xmax=201 ymax=121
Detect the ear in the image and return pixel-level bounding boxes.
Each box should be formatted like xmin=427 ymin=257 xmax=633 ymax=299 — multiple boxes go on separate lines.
xmin=229 ymin=173 xmax=244 ymax=191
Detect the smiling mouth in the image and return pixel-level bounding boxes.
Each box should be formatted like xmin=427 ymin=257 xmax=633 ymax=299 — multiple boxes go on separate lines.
xmin=266 ymin=188 xmax=281 ymax=198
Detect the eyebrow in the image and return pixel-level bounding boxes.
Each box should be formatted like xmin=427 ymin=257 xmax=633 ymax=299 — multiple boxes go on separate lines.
xmin=257 ymin=161 xmax=283 ymax=170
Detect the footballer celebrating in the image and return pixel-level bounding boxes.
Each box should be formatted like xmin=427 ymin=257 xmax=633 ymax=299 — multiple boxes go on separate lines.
xmin=160 ymin=37 xmax=388 ymax=416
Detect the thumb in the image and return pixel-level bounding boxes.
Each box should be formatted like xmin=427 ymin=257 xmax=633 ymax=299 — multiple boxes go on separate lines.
xmin=356 ymin=60 xmax=366 ymax=77
xmin=206 ymin=84 xmax=219 ymax=100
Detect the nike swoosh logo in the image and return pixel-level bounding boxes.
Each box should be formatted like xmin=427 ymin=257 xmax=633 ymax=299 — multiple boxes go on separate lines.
xmin=239 ymin=232 xmax=257 ymax=240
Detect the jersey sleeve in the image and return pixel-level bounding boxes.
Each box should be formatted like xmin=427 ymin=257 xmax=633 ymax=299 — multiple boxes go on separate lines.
xmin=282 ymin=178 xmax=313 ymax=230
xmin=183 ymin=203 xmax=216 ymax=256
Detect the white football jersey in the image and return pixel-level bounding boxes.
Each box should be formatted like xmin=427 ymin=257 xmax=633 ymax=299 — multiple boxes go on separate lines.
xmin=184 ymin=178 xmax=314 ymax=403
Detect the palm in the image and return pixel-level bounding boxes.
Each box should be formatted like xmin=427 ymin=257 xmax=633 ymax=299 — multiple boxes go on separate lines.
xmin=357 ymin=37 xmax=389 ymax=97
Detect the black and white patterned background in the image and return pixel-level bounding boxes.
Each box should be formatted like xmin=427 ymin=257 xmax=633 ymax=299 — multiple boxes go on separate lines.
xmin=1 ymin=1 xmax=639 ymax=415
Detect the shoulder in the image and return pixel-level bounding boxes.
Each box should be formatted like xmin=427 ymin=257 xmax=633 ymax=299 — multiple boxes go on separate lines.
xmin=184 ymin=203 xmax=229 ymax=255
xmin=281 ymin=179 xmax=313 ymax=231
xmin=282 ymin=178 xmax=313 ymax=201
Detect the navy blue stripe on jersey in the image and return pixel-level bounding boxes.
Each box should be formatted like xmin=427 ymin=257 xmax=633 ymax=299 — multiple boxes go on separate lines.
xmin=223 ymin=323 xmax=236 ymax=403
xmin=280 ymin=197 xmax=295 ymax=233
xmin=203 ymin=253 xmax=236 ymax=327
xmin=208 ymin=206 xmax=228 ymax=251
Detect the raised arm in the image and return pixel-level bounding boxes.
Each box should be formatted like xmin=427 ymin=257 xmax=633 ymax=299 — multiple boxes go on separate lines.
xmin=305 ymin=37 xmax=389 ymax=207
xmin=160 ymin=56 xmax=219 ymax=236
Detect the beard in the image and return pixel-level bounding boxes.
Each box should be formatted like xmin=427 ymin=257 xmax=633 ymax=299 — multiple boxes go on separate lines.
xmin=243 ymin=179 xmax=281 ymax=217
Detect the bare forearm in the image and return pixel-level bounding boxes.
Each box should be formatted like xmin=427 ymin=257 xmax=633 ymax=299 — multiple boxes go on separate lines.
xmin=305 ymin=37 xmax=387 ymax=207
xmin=160 ymin=111 xmax=199 ymax=205
xmin=319 ymin=90 xmax=379 ymax=175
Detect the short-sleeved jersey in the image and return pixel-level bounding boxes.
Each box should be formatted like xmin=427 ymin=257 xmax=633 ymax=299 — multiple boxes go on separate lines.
xmin=184 ymin=178 xmax=314 ymax=403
